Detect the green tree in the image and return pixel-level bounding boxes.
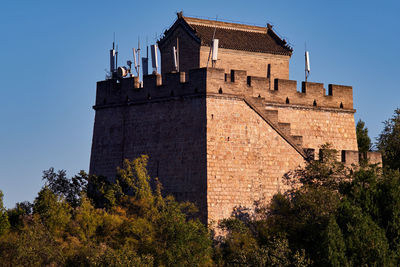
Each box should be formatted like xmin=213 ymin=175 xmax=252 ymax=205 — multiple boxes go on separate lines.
xmin=1 ymin=156 xmax=214 ymax=266
xmin=109 ymin=156 xmax=213 ymax=266
xmin=0 ymin=191 xmax=10 ymax=236
xmin=336 ymin=200 xmax=392 ymax=266
xmin=0 ymin=217 xmax=64 ymax=266
xmin=284 ymin=144 xmax=346 ymax=191
xmin=42 ymin=168 xmax=87 ymax=207
xmin=215 ymin=206 xmax=311 ymax=266
xmin=377 ymin=169 xmax=400 ymax=257
xmin=263 ymin=145 xmax=395 ymax=265
xmin=265 ymin=188 xmax=342 ymax=266
xmin=7 ymin=201 xmax=32 ymax=229
xmin=341 ymin=166 xmax=400 ymax=259
xmin=320 ymin=216 xmax=347 ymax=266
xmin=356 ymin=119 xmax=372 ymax=153
xmin=33 ymin=187 xmax=71 ymax=235
xmin=377 ymin=108 xmax=400 ymax=170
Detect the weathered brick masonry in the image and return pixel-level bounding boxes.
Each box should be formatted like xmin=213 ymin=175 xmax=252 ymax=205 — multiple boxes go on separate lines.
xmin=90 ymin=13 xmax=379 ymax=223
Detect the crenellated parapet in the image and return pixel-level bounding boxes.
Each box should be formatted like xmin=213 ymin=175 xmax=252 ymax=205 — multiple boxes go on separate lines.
xmin=95 ymin=67 xmax=354 ymax=111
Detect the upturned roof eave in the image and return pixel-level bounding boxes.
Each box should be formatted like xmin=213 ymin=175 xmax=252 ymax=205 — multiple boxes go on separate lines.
xmin=158 ymin=16 xmax=201 ymax=48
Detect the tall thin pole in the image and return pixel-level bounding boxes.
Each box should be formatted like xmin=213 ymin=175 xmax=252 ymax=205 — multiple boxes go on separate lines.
xmin=176 ymin=37 xmax=179 ymax=72
xmin=206 ymin=16 xmax=218 ymax=68
xmin=137 ymin=37 xmax=141 ymax=78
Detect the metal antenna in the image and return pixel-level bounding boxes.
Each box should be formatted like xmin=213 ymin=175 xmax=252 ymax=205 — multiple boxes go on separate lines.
xmin=116 ymin=44 xmax=118 ymax=69
xmin=176 ymin=37 xmax=179 ymax=72
xmin=206 ymin=15 xmax=218 ymax=68
xmin=109 ymin=33 xmax=117 ymax=77
xmin=137 ymin=37 xmax=141 ymax=78
xmin=141 ymin=37 xmax=149 ymax=77
xmin=305 ymin=43 xmax=310 ymax=82
xmin=146 ymin=36 xmax=149 ymax=58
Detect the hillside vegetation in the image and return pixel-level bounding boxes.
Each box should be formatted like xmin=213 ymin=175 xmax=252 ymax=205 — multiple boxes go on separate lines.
xmin=1 ymin=109 xmax=399 ymax=266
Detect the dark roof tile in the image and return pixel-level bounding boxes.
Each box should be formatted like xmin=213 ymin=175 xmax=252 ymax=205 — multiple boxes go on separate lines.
xmin=159 ymin=16 xmax=292 ymax=56
xmin=189 ymin=24 xmax=291 ymax=55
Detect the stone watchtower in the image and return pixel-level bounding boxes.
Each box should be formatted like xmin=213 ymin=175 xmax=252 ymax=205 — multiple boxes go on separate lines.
xmin=89 ymin=13 xmax=378 ymax=223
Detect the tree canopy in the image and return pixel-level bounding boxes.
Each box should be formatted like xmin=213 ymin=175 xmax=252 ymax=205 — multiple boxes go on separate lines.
xmin=377 ymin=108 xmax=400 ymax=170
xmin=214 ymin=146 xmax=400 ymax=266
xmin=0 ymin=156 xmax=212 ymax=266
xmin=356 ymin=119 xmax=372 ymax=153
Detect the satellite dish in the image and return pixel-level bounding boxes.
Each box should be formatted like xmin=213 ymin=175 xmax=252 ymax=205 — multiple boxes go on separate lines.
xmin=117 ymin=66 xmax=128 ymax=78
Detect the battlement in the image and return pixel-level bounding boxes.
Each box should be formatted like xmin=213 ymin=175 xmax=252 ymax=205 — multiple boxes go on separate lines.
xmin=95 ymin=68 xmax=354 ymax=111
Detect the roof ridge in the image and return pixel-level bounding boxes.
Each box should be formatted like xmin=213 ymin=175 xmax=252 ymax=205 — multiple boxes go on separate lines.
xmin=183 ymin=16 xmax=267 ymax=33
xmin=159 ymin=14 xmax=292 ymax=56
xmin=187 ymin=21 xmax=267 ymax=34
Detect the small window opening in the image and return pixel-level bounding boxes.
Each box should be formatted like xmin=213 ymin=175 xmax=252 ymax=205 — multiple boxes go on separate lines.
xmin=286 ymin=97 xmax=290 ymax=104
xmin=211 ymin=114 xmax=214 ymax=119
xmin=340 ymin=102 xmax=343 ymax=108
xmin=218 ymin=88 xmax=223 ymax=94
xmin=231 ymin=71 xmax=235 ymax=82
xmin=247 ymin=76 xmax=251 ymax=86
xmin=258 ymin=94 xmax=261 ymax=98
xmin=313 ymin=100 xmax=317 ymax=106
xmin=267 ymin=64 xmax=271 ymax=78
xmin=224 ymin=73 xmax=228 ymax=82
xmin=341 ymin=150 xmax=346 ymax=163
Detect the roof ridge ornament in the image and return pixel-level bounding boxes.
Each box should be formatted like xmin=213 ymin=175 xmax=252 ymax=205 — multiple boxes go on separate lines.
xmin=177 ymin=11 xmax=183 ymax=19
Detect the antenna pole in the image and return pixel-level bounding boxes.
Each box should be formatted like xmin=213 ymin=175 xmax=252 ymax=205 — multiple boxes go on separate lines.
xmin=137 ymin=37 xmax=141 ymax=78
xmin=206 ymin=15 xmax=218 ymax=68
xmin=176 ymin=37 xmax=179 ymax=72
xmin=305 ymin=43 xmax=310 ymax=83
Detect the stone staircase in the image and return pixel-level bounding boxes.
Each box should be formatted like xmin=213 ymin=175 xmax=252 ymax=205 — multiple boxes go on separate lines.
xmin=243 ymin=96 xmax=307 ymax=159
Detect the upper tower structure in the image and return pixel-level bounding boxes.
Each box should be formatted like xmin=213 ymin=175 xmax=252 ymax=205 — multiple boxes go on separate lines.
xmin=90 ymin=13 xmax=382 ymax=224
xmin=158 ymin=12 xmax=292 ymax=82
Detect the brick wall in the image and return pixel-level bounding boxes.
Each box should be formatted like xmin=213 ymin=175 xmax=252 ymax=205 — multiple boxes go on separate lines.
xmin=90 ymin=97 xmax=208 ymax=220
xmin=159 ymin=22 xmax=290 ymax=82
xmin=206 ymin=96 xmax=305 ymax=223
xmin=159 ymin=26 xmax=200 ymax=75
xmin=91 ymin=67 xmax=361 ymax=223
xmin=200 ymin=47 xmax=290 ymax=81
xmin=90 ymin=106 xmax=126 ymax=180
xmin=265 ymin=105 xmax=358 ymax=157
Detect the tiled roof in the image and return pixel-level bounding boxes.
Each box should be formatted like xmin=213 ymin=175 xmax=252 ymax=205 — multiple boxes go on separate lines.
xmin=159 ymin=15 xmax=293 ymax=56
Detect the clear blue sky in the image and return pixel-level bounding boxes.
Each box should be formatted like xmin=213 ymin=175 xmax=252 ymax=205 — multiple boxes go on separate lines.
xmin=1 ymin=0 xmax=399 ymax=208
